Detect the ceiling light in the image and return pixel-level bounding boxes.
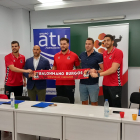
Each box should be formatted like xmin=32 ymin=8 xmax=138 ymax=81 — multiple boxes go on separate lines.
xmin=37 ymin=1 xmax=66 ymax=7
xmin=63 ymin=18 xmax=93 ymax=24
xmin=63 ymin=16 xmax=126 ymax=24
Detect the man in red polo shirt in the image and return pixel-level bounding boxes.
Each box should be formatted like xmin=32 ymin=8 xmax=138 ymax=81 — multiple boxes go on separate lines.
xmin=4 ymin=41 xmax=32 ymax=98
xmin=90 ymin=34 xmax=123 ymax=107
xmin=52 ymin=38 xmax=80 ymax=103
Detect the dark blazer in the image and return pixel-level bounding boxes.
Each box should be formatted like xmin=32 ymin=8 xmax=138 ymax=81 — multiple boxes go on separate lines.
xmin=24 ymin=56 xmax=50 ymax=90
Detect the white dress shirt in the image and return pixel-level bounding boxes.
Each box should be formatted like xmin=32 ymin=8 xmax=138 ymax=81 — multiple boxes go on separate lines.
xmin=33 ymin=56 xmax=40 ymax=70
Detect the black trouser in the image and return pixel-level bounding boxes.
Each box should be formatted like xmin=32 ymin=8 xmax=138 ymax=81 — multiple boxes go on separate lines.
xmin=4 ymin=85 xmax=23 ymax=99
xmin=56 ymin=85 xmax=75 ymax=104
xmin=103 ymin=86 xmax=122 ymax=108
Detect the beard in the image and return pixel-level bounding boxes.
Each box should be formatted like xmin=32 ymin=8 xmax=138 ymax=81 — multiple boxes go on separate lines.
xmin=61 ymin=48 xmax=68 ymax=52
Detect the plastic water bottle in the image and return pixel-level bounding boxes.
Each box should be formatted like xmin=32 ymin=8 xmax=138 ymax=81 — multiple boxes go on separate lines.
xmin=10 ymin=92 xmax=15 ymax=108
xmin=104 ymin=99 xmax=109 ymax=117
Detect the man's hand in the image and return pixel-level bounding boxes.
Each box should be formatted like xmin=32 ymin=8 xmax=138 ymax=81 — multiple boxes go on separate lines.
xmin=23 ymin=81 xmax=27 ymax=87
xmin=52 ymin=66 xmax=56 ymax=70
xmin=28 ymin=73 xmax=34 ymax=78
xmin=26 ymin=69 xmax=33 ymax=73
xmin=90 ymin=72 xmax=98 ymax=78
xmin=89 ymin=69 xmax=97 ymax=73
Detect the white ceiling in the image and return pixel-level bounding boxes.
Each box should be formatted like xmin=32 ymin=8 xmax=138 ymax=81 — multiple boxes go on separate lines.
xmin=0 ymin=0 xmax=140 ymax=11
xmin=0 ymin=0 xmax=40 ymax=10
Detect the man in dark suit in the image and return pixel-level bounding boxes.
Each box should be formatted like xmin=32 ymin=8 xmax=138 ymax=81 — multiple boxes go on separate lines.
xmin=24 ymin=45 xmax=50 ymax=101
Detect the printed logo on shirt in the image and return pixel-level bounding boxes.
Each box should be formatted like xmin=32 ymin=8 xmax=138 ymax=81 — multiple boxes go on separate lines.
xmin=109 ymin=55 xmax=112 ymax=59
xmin=116 ymin=95 xmax=119 ymax=98
xmin=58 ymin=56 xmax=60 ymax=59
xmin=20 ymin=59 xmax=23 ymax=63
xmin=67 ymin=56 xmax=70 ymax=60
xmin=13 ymin=60 xmax=15 ymax=62
xmin=6 ymin=91 xmax=9 ymax=95
xmin=72 ymin=88 xmax=75 ymax=93
xmin=104 ymin=56 xmax=106 ymax=58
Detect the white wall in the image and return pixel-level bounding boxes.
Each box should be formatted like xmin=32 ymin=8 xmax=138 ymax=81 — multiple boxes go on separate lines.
xmin=12 ymin=9 xmax=30 ymax=59
xmin=128 ymin=68 xmax=140 ymax=108
xmin=30 ymin=1 xmax=140 ymax=107
xmin=0 ymin=6 xmax=13 ymax=54
xmin=0 ymin=6 xmax=13 ymax=86
xmin=0 ymin=6 xmax=30 ymax=87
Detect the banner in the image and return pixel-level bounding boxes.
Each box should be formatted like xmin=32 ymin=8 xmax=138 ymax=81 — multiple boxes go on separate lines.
xmin=33 ymin=69 xmax=90 ymax=80
xmin=88 ymin=23 xmax=129 ymax=107
xmin=33 ymin=28 xmax=70 ymax=101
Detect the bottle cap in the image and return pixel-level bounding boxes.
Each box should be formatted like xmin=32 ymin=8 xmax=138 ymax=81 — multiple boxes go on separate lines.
xmin=10 ymin=92 xmax=14 ymax=98
xmin=105 ymin=99 xmax=108 ymax=101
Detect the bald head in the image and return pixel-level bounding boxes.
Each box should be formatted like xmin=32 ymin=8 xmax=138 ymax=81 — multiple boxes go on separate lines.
xmin=33 ymin=45 xmax=40 ymax=50
xmin=33 ymin=45 xmax=41 ymax=57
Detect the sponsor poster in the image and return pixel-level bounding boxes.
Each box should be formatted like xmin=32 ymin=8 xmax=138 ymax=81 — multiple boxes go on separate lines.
xmin=88 ymin=24 xmax=129 ymax=107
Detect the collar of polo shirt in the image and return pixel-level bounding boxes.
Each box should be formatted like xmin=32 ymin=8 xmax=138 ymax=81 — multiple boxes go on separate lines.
xmin=107 ymin=47 xmax=115 ymax=54
xmin=59 ymin=50 xmax=70 ymax=55
xmin=11 ymin=53 xmax=22 ymax=59
xmin=85 ymin=49 xmax=96 ymax=55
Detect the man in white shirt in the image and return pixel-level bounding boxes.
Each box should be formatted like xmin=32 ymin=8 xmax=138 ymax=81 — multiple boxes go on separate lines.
xmin=24 ymin=45 xmax=50 ymax=101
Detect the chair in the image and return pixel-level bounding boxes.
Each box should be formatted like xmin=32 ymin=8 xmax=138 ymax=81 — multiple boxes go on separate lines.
xmin=51 ymin=96 xmax=70 ymax=103
xmin=129 ymin=92 xmax=140 ymax=109
xmin=15 ymin=96 xmax=30 ymax=101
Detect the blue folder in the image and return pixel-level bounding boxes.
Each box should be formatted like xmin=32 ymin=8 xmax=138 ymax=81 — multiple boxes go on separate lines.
xmin=31 ymin=102 xmax=54 ymax=108
xmin=2 ymin=100 xmax=25 ymax=105
xmin=0 ymin=101 xmax=7 ymax=105
xmin=138 ymin=109 xmax=140 ymax=116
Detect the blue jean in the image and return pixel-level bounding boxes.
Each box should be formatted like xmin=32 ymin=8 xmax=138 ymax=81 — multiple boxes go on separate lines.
xmin=79 ymin=83 xmax=99 ymax=102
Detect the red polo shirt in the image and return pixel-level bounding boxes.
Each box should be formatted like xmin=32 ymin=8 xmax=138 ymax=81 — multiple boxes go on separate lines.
xmin=103 ymin=47 xmax=123 ymax=86
xmin=5 ymin=53 xmax=25 ymax=86
xmin=53 ymin=50 xmax=80 ymax=85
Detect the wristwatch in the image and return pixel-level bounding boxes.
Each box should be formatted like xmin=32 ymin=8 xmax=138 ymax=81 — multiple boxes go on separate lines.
xmin=98 ymin=73 xmax=100 ymax=77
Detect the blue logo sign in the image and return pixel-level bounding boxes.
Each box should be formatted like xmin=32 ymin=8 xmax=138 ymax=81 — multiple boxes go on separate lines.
xmin=33 ymin=28 xmax=70 ymax=68
xmin=33 ymin=28 xmax=70 ymax=99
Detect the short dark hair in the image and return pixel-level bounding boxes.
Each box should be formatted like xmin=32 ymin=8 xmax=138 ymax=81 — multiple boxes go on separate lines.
xmin=11 ymin=41 xmax=20 ymax=46
xmin=60 ymin=38 xmax=69 ymax=43
xmin=104 ymin=34 xmax=114 ymax=41
xmin=86 ymin=38 xmax=94 ymax=44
